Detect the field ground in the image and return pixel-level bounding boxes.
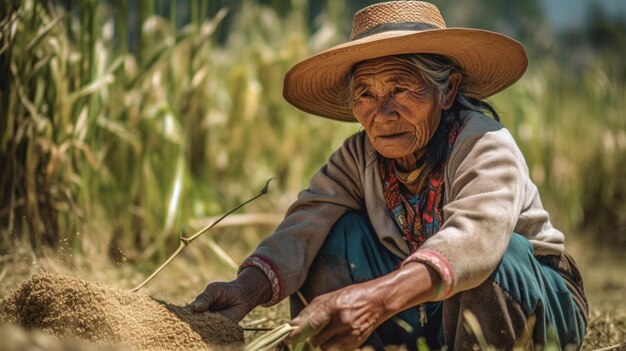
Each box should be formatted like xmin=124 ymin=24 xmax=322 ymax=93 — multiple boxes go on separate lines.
xmin=1 ymin=230 xmax=624 ymax=350
xmin=567 ymin=238 xmax=626 ymax=350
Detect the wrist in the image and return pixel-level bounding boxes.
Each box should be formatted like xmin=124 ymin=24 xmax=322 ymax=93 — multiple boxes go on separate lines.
xmin=237 ymin=266 xmax=272 ymax=307
xmin=371 ymin=262 xmax=441 ymax=317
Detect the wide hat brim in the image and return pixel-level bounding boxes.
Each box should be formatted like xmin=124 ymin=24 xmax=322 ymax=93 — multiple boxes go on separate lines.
xmin=283 ymin=28 xmax=528 ymax=122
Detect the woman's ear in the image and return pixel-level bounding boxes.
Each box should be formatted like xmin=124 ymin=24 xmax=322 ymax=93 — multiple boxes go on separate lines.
xmin=441 ymin=72 xmax=462 ymax=110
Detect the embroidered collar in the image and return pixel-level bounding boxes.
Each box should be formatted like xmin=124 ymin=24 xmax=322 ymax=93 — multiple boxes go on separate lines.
xmin=379 ymin=122 xmax=462 ymax=251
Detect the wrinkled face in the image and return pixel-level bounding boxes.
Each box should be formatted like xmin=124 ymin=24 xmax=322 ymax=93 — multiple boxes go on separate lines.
xmin=351 ymin=57 xmax=442 ymax=161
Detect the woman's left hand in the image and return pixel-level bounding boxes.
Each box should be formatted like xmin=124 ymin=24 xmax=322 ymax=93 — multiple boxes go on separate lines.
xmin=286 ymin=283 xmax=385 ymax=350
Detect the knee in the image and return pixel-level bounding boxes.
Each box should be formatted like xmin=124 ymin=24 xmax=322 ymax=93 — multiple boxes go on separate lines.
xmin=491 ymin=234 xmax=535 ymax=278
xmin=487 ymin=233 xmax=541 ymax=313
xmin=496 ymin=233 xmax=534 ymax=272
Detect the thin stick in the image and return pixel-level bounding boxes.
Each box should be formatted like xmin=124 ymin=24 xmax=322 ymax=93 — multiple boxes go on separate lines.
xmin=296 ymin=290 xmax=308 ymax=306
xmin=131 ymin=178 xmax=273 ymax=292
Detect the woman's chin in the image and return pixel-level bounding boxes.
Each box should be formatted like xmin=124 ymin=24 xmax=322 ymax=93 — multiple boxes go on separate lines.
xmin=373 ymin=139 xmax=420 ymax=160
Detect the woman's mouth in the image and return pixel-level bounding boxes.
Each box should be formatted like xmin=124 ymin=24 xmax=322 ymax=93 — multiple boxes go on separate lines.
xmin=377 ymin=132 xmax=410 ymax=140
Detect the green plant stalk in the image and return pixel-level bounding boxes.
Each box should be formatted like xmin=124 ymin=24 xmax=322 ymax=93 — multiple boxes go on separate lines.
xmin=169 ymin=0 xmax=176 ymax=39
xmin=130 ymin=178 xmax=273 ymax=292
xmin=191 ymin=0 xmax=197 ymax=29
xmin=118 ymin=0 xmax=127 ymax=57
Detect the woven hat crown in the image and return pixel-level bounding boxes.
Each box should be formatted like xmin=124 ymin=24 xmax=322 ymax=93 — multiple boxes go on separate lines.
xmin=351 ymin=1 xmax=446 ymax=40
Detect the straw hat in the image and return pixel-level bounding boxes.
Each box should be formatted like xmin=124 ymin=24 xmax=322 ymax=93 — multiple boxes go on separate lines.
xmin=283 ymin=1 xmax=528 ymax=122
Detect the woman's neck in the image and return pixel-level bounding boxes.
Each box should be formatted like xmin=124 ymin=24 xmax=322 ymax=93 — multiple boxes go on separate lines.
xmin=394 ymin=149 xmax=426 ymax=172
xmin=393 ymin=150 xmax=428 ymax=194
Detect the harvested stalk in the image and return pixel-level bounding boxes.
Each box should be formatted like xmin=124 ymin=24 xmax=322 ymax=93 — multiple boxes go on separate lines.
xmin=131 ymin=178 xmax=273 ymax=292
xmin=244 ymin=323 xmax=295 ymax=351
xmin=243 ymin=327 xmax=273 ymax=332
xmin=462 ymin=310 xmax=493 ymax=351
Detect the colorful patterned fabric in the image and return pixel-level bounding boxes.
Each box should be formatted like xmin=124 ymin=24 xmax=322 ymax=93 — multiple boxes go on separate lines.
xmin=379 ymin=123 xmax=462 ymax=252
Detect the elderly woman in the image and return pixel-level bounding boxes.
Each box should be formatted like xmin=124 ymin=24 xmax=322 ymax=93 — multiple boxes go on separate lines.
xmin=191 ymin=1 xmax=587 ymax=350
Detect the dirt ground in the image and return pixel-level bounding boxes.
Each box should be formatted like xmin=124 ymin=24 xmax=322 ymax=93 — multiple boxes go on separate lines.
xmin=0 ymin=236 xmax=624 ymax=350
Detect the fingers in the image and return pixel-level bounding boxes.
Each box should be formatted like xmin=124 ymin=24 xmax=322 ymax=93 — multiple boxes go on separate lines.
xmin=287 ymin=305 xmax=374 ymax=350
xmin=190 ymin=288 xmax=217 ymax=312
xmin=190 ymin=282 xmax=231 ymax=312
xmin=190 ymin=282 xmax=252 ymax=323
xmin=285 ymin=319 xmax=312 ymax=345
xmin=311 ymin=314 xmax=374 ymax=348
xmin=310 ymin=323 xmax=351 ymax=348
xmin=286 ymin=288 xmax=379 ymax=350
xmin=286 ymin=311 xmax=330 ymax=345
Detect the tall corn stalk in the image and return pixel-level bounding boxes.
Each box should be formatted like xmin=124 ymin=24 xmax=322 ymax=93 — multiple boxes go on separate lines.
xmin=0 ymin=0 xmax=357 ymax=261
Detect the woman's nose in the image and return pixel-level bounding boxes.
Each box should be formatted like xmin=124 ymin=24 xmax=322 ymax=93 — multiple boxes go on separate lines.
xmin=375 ymin=97 xmax=399 ymax=121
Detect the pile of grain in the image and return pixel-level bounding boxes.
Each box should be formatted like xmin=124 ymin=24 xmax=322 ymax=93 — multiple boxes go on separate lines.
xmin=0 ymin=322 xmax=131 ymax=351
xmin=0 ymin=271 xmax=243 ymax=350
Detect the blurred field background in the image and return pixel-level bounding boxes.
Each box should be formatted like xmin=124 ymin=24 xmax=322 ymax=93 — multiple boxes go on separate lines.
xmin=0 ymin=0 xmax=625 ymax=349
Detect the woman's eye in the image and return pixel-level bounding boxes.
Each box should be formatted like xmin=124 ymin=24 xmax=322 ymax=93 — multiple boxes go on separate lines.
xmin=356 ymin=91 xmax=374 ymax=100
xmin=392 ymin=87 xmax=408 ymax=95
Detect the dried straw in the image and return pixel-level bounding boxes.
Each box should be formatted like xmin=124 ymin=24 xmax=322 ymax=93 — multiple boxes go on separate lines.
xmin=244 ymin=323 xmax=295 ymax=351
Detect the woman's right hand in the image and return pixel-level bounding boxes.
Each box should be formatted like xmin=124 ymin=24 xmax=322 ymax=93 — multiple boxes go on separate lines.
xmin=190 ymin=267 xmax=272 ymax=322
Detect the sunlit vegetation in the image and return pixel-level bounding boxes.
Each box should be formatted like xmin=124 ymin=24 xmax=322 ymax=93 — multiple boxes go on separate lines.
xmin=1 ymin=0 xmax=624 ymax=349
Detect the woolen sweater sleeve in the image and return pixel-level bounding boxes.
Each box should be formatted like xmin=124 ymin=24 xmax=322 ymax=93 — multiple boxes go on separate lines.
xmin=240 ymin=133 xmax=367 ymax=305
xmin=402 ymin=125 xmax=527 ymax=299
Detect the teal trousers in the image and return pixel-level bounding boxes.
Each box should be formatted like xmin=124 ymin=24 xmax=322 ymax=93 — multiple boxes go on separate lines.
xmin=291 ymin=211 xmax=587 ymax=350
